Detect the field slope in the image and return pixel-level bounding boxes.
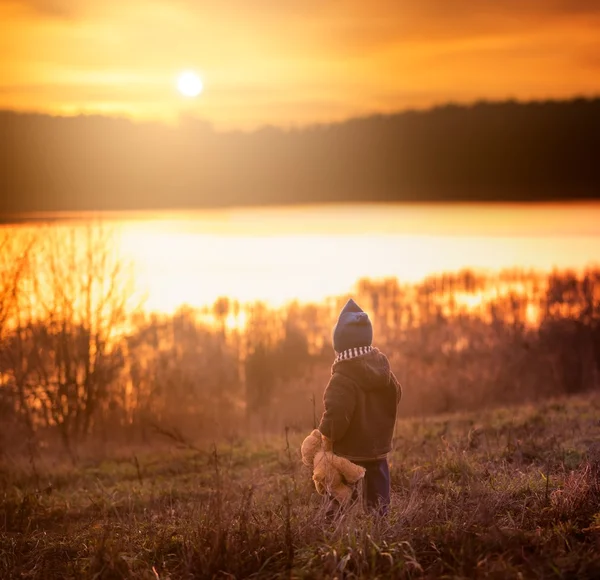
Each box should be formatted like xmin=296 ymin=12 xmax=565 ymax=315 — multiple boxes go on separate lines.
xmin=2 ymin=392 xmax=600 ymax=579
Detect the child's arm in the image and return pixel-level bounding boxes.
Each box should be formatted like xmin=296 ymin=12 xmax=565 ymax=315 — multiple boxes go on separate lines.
xmin=318 ymin=373 xmax=356 ymax=442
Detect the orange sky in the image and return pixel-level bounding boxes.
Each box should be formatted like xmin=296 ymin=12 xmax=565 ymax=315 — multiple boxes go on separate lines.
xmin=1 ymin=0 xmax=600 ymax=129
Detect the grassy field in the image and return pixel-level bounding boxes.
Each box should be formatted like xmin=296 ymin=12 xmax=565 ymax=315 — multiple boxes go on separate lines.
xmin=2 ymin=393 xmax=600 ymax=579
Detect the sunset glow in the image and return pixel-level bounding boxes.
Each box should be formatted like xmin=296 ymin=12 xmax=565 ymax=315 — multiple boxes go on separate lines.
xmin=1 ymin=1 xmax=599 ymax=128
xmin=4 ymin=0 xmax=600 ymax=571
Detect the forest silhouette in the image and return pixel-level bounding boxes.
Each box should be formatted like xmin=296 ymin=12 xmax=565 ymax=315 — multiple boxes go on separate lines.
xmin=1 ymin=97 xmax=600 ymax=214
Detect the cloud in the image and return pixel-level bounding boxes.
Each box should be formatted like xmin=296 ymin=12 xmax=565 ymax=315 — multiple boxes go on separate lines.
xmin=315 ymin=0 xmax=600 ymax=54
xmin=0 ymin=0 xmax=80 ymax=17
xmin=6 ymin=0 xmax=600 ymax=24
xmin=130 ymin=0 xmax=600 ymax=68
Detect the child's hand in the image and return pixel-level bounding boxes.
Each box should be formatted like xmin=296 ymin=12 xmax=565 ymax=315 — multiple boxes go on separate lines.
xmin=320 ymin=433 xmax=333 ymax=452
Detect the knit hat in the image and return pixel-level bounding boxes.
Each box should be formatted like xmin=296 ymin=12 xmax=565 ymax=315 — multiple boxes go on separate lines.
xmin=332 ymin=299 xmax=373 ymax=353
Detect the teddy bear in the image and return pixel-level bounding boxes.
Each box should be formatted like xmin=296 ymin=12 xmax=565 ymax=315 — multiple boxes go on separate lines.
xmin=300 ymin=429 xmax=366 ymax=504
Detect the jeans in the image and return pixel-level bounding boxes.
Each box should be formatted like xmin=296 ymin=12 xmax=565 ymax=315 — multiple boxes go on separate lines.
xmin=326 ymin=457 xmax=390 ymax=518
xmin=355 ymin=458 xmax=391 ymax=515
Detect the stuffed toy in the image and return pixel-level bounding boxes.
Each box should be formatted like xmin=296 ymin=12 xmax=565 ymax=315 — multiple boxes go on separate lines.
xmin=301 ymin=429 xmax=366 ymax=504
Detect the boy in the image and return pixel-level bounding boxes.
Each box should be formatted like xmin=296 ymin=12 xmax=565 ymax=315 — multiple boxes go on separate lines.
xmin=318 ymin=298 xmax=402 ymax=515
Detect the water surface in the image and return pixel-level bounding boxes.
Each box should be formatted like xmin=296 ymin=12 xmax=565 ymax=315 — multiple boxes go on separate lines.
xmin=4 ymin=202 xmax=599 ymax=312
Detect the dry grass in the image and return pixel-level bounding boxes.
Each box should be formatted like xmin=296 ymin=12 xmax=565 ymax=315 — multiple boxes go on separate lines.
xmin=2 ymin=393 xmax=600 ymax=579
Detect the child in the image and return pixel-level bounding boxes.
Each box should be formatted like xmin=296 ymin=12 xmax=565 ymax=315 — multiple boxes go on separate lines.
xmin=318 ymin=298 xmax=402 ymax=515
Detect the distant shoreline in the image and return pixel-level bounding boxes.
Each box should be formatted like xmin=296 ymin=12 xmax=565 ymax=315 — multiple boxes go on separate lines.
xmin=3 ymin=198 xmax=600 ymax=227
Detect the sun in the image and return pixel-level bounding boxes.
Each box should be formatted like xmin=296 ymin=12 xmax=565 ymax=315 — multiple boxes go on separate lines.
xmin=177 ymin=71 xmax=203 ymax=97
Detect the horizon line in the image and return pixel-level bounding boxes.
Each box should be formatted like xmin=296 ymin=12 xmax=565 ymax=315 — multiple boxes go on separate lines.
xmin=2 ymin=93 xmax=599 ymax=134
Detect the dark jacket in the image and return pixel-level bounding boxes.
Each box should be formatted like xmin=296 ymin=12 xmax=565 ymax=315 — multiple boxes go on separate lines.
xmin=318 ymin=348 xmax=402 ymax=461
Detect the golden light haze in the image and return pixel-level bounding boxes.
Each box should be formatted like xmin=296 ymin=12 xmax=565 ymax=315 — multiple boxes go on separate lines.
xmin=6 ymin=203 xmax=600 ymax=313
xmin=1 ymin=0 xmax=600 ymax=128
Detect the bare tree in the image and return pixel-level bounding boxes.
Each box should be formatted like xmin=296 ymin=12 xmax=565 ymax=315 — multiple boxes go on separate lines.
xmin=20 ymin=223 xmax=136 ymax=448
xmin=0 ymin=229 xmax=36 ymax=341
xmin=0 ymin=229 xmax=37 ymax=436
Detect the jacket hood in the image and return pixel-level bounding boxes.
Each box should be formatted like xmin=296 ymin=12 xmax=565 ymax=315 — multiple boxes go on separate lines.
xmin=332 ymin=347 xmax=391 ymax=391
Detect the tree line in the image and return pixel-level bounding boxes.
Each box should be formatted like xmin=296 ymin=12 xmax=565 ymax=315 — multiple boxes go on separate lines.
xmin=2 ymin=97 xmax=600 ymax=214
xmin=0 ymin=227 xmax=599 ymax=455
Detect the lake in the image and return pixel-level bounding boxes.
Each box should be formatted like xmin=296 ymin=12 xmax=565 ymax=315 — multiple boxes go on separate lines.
xmin=2 ymin=202 xmax=600 ymax=312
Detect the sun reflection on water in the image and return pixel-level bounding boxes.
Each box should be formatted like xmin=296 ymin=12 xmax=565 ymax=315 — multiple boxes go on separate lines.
xmin=3 ymin=203 xmax=600 ymax=314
